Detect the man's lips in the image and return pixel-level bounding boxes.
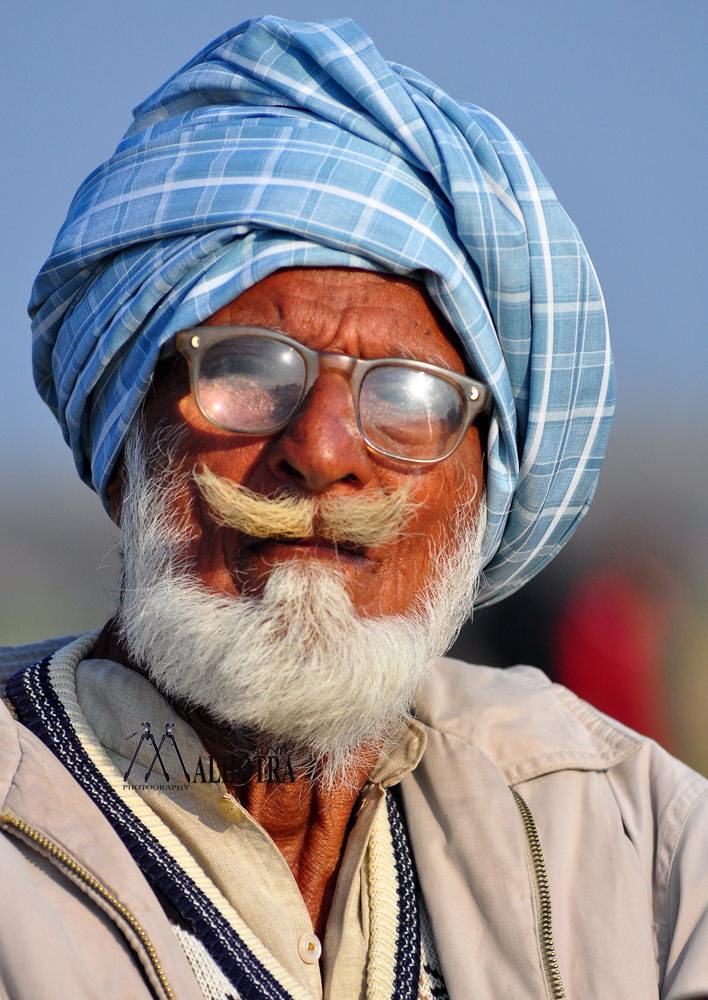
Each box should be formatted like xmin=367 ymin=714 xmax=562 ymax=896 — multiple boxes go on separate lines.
xmin=238 ymin=534 xmax=371 ymax=565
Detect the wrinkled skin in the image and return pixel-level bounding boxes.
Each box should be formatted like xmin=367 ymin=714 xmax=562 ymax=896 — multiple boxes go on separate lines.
xmin=97 ymin=268 xmax=484 ymax=937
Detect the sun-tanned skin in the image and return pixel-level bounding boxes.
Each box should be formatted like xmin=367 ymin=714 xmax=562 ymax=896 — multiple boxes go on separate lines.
xmin=94 ymin=267 xmax=484 ymax=939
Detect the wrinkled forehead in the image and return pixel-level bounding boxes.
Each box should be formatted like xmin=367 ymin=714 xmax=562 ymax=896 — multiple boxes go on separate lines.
xmin=198 ymin=268 xmax=470 ymax=371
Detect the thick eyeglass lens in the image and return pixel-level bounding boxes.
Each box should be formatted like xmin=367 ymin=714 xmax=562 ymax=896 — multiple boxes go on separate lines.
xmin=197 ymin=336 xmax=306 ymax=432
xmin=359 ymin=365 xmax=465 ymax=460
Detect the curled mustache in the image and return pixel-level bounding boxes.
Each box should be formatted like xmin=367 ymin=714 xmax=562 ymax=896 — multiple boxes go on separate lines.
xmin=192 ymin=465 xmax=416 ymax=547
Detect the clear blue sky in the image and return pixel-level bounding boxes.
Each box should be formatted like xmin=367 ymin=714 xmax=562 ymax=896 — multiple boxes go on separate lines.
xmin=0 ymin=0 xmax=706 ymax=491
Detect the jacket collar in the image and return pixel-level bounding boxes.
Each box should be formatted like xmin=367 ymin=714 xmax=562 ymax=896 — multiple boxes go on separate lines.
xmin=416 ymin=657 xmax=641 ymax=785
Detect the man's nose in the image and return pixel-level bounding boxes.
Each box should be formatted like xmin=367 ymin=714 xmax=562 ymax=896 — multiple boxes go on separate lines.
xmin=267 ymin=370 xmax=374 ymax=492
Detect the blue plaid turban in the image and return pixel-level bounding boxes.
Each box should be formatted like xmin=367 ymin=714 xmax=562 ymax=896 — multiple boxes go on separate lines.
xmin=30 ymin=16 xmax=614 ymax=606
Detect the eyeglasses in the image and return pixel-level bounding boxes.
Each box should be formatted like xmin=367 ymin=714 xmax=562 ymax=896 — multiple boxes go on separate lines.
xmin=169 ymin=326 xmax=492 ymax=464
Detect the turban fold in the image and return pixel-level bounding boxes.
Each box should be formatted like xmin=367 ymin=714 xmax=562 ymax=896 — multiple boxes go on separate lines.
xmin=30 ymin=16 xmax=614 ymax=606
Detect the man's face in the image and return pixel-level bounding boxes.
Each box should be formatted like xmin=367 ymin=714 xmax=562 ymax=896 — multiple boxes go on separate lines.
xmin=134 ymin=268 xmax=484 ymax=619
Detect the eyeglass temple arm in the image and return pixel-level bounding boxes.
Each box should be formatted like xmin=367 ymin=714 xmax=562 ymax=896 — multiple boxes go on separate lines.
xmin=158 ymin=340 xmax=180 ymax=361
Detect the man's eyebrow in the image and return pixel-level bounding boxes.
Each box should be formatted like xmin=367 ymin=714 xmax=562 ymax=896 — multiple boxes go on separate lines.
xmin=387 ymin=345 xmax=454 ymax=370
xmin=268 ymin=327 xmax=457 ymax=370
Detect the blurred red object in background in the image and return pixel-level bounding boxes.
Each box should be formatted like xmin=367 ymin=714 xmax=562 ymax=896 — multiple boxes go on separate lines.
xmin=553 ymin=564 xmax=676 ymax=747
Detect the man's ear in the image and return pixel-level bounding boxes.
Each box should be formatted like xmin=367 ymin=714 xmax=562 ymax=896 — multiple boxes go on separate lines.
xmin=106 ymin=460 xmax=124 ymax=526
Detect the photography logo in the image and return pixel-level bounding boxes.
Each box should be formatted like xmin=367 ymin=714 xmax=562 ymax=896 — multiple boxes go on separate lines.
xmin=123 ymin=722 xmax=191 ymax=784
xmin=123 ymin=722 xmax=296 ymax=787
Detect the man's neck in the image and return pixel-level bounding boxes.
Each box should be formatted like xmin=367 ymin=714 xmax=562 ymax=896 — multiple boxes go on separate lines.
xmin=92 ymin=618 xmax=376 ymax=937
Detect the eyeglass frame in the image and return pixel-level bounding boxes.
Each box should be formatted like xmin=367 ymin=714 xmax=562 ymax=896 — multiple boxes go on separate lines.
xmin=162 ymin=325 xmax=492 ymax=465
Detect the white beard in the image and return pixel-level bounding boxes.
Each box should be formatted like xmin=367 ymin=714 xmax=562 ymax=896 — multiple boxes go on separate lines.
xmin=116 ymin=425 xmax=486 ymax=787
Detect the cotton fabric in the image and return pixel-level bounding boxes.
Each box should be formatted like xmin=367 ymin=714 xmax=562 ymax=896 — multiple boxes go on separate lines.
xmin=29 ymin=16 xmax=614 ymax=604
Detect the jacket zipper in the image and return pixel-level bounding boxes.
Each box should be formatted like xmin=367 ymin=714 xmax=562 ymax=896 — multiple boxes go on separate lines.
xmin=511 ymin=790 xmax=566 ymax=1000
xmin=1 ymin=812 xmax=175 ymax=1000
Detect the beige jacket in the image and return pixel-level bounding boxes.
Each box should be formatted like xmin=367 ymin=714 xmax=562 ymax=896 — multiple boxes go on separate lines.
xmin=1 ymin=654 xmax=707 ymax=1000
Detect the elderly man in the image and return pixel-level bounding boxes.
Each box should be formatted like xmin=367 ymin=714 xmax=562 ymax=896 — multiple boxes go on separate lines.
xmin=1 ymin=16 xmax=707 ymax=1000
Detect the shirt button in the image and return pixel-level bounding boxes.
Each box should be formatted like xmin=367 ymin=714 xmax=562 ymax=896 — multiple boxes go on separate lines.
xmin=217 ymin=795 xmax=245 ymax=823
xmin=297 ymin=933 xmax=322 ymax=964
